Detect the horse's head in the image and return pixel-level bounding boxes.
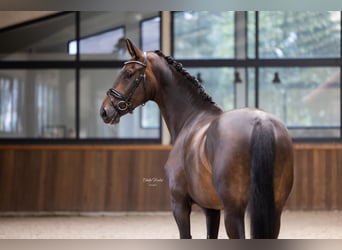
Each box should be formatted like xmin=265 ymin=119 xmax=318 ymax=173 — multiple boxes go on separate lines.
xmin=100 ymin=39 xmax=153 ymax=124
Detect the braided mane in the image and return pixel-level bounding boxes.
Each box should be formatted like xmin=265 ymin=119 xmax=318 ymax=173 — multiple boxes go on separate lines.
xmin=154 ymin=50 xmax=215 ymax=104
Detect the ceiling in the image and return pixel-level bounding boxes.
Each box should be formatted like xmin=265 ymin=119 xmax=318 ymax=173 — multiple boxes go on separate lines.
xmin=0 ymin=11 xmax=58 ymax=29
xmin=0 ymin=11 xmax=158 ymax=57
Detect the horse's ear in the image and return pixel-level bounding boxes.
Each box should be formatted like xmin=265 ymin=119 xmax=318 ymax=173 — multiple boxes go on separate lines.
xmin=125 ymin=38 xmax=142 ymax=59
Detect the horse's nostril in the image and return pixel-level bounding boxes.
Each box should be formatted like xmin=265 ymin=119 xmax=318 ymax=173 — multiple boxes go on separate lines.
xmin=100 ymin=107 xmax=107 ymax=118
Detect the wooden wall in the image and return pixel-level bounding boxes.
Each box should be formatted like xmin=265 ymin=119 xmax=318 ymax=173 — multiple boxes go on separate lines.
xmin=287 ymin=144 xmax=342 ymax=210
xmin=0 ymin=145 xmax=171 ymax=212
xmin=0 ymin=144 xmax=341 ymax=212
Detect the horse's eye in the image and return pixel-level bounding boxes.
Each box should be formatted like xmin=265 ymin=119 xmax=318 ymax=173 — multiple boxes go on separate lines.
xmin=125 ymin=71 xmax=133 ymax=79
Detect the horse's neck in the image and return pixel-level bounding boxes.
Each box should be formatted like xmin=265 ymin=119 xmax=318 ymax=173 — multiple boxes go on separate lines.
xmin=155 ymin=75 xmax=222 ymax=143
xmin=158 ymin=96 xmax=196 ymax=143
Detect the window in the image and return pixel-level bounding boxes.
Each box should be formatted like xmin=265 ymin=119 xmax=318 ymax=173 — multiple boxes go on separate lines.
xmin=0 ymin=75 xmax=19 ymax=134
xmin=254 ymin=11 xmax=341 ymax=139
xmin=173 ymin=11 xmax=236 ymax=109
xmin=79 ymin=69 xmax=159 ymax=139
xmin=0 ymin=11 xmax=161 ymax=142
xmin=258 ymin=12 xmax=340 ymax=59
xmin=77 ymin=12 xmax=161 ymax=140
xmin=173 ymin=11 xmax=342 ymax=140
xmin=140 ymin=16 xmax=161 ymax=129
xmin=68 ymin=27 xmax=125 ymax=55
xmin=187 ymin=67 xmax=235 ymax=110
xmin=173 ymin=11 xmax=235 ymax=59
xmin=0 ymin=69 xmax=75 ymax=138
xmin=259 ymin=67 xmax=340 ymax=138
xmin=141 ymin=16 xmax=160 ymax=51
xmin=1 ymin=11 xmax=341 ymax=142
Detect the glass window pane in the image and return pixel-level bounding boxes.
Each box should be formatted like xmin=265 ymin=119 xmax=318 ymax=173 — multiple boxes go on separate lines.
xmin=0 ymin=70 xmax=75 ymax=138
xmin=259 ymin=11 xmax=341 ymax=58
xmin=247 ymin=12 xmax=256 ymax=59
xmin=79 ymin=12 xmax=160 ymax=60
xmin=188 ymin=67 xmax=235 ymax=110
xmin=80 ymin=69 xmax=160 ymax=139
xmin=141 ymin=102 xmax=160 ymax=129
xmin=173 ymin=11 xmax=235 ymax=59
xmin=140 ymin=16 xmax=161 ymax=129
xmin=69 ymin=27 xmax=125 ymax=55
xmin=259 ymin=67 xmax=340 ymax=138
xmin=247 ymin=67 xmax=256 ymax=106
xmin=141 ymin=16 xmax=161 ymax=51
xmin=0 ymin=13 xmax=76 ymax=61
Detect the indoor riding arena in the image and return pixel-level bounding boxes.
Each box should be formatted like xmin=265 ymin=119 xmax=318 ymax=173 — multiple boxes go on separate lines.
xmin=0 ymin=11 xmax=341 ymax=240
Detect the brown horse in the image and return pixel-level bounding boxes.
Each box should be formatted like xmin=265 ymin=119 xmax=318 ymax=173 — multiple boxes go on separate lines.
xmin=100 ymin=39 xmax=294 ymax=239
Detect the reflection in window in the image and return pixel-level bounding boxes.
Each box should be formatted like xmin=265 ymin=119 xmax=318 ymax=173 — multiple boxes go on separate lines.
xmin=68 ymin=27 xmax=125 ymax=55
xmin=141 ymin=16 xmax=160 ymax=51
xmin=0 ymin=11 xmax=162 ymax=141
xmin=258 ymin=12 xmax=341 ymax=58
xmin=259 ymin=67 xmax=340 ymax=138
xmin=0 ymin=76 xmax=19 ymax=134
xmin=0 ymin=70 xmax=75 ymax=138
xmin=141 ymin=103 xmax=159 ymax=129
xmin=247 ymin=12 xmax=256 ymax=59
xmin=36 ymin=71 xmax=63 ymax=138
xmin=173 ymin=11 xmax=235 ymax=59
xmin=140 ymin=16 xmax=161 ymax=130
xmin=78 ymin=12 xmax=160 ymax=61
xmin=188 ymin=67 xmax=235 ymax=110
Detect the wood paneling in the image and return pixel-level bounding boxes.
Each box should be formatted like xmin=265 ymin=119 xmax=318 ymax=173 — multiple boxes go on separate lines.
xmin=285 ymin=144 xmax=342 ymax=210
xmin=0 ymin=144 xmax=341 ymax=212
xmin=0 ymin=145 xmax=171 ymax=212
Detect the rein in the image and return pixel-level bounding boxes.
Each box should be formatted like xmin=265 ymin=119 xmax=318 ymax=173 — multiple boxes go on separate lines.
xmin=107 ymin=52 xmax=147 ymax=114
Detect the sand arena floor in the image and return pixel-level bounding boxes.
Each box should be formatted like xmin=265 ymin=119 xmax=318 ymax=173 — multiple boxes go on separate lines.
xmin=0 ymin=210 xmax=341 ymax=239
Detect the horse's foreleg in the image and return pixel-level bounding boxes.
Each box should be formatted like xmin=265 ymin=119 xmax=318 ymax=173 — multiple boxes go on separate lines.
xmin=171 ymin=197 xmax=192 ymax=239
xmin=203 ymin=208 xmax=221 ymax=239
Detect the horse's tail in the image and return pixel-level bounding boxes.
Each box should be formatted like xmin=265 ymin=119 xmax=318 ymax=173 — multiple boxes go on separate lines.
xmin=249 ymin=120 xmax=276 ymax=239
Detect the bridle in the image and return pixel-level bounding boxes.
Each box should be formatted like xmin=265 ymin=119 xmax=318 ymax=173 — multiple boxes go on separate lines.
xmin=106 ymin=51 xmax=147 ymax=114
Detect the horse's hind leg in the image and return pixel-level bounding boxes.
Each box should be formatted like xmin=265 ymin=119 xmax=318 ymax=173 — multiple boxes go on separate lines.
xmin=224 ymin=207 xmax=246 ymax=239
xmin=273 ymin=210 xmax=281 ymax=238
xmin=202 ymin=208 xmax=221 ymax=239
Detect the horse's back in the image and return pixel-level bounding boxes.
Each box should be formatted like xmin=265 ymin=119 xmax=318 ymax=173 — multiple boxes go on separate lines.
xmin=207 ymin=108 xmax=291 ymax=152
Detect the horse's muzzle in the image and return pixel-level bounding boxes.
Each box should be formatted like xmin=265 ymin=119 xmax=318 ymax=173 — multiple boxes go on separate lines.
xmin=100 ymin=106 xmax=120 ymax=124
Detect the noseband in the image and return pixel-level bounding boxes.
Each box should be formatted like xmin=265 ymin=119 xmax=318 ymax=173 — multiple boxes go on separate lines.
xmin=107 ymin=52 xmax=147 ymax=114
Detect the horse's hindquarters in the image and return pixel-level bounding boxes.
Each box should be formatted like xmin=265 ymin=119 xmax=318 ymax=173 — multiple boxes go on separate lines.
xmin=206 ymin=108 xmax=294 ymax=238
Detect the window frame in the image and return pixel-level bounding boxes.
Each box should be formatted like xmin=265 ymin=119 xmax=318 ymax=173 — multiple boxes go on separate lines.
xmin=1 ymin=11 xmax=341 ymax=143
xmin=0 ymin=11 xmax=162 ymax=144
xmin=171 ymin=11 xmax=342 ymax=142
